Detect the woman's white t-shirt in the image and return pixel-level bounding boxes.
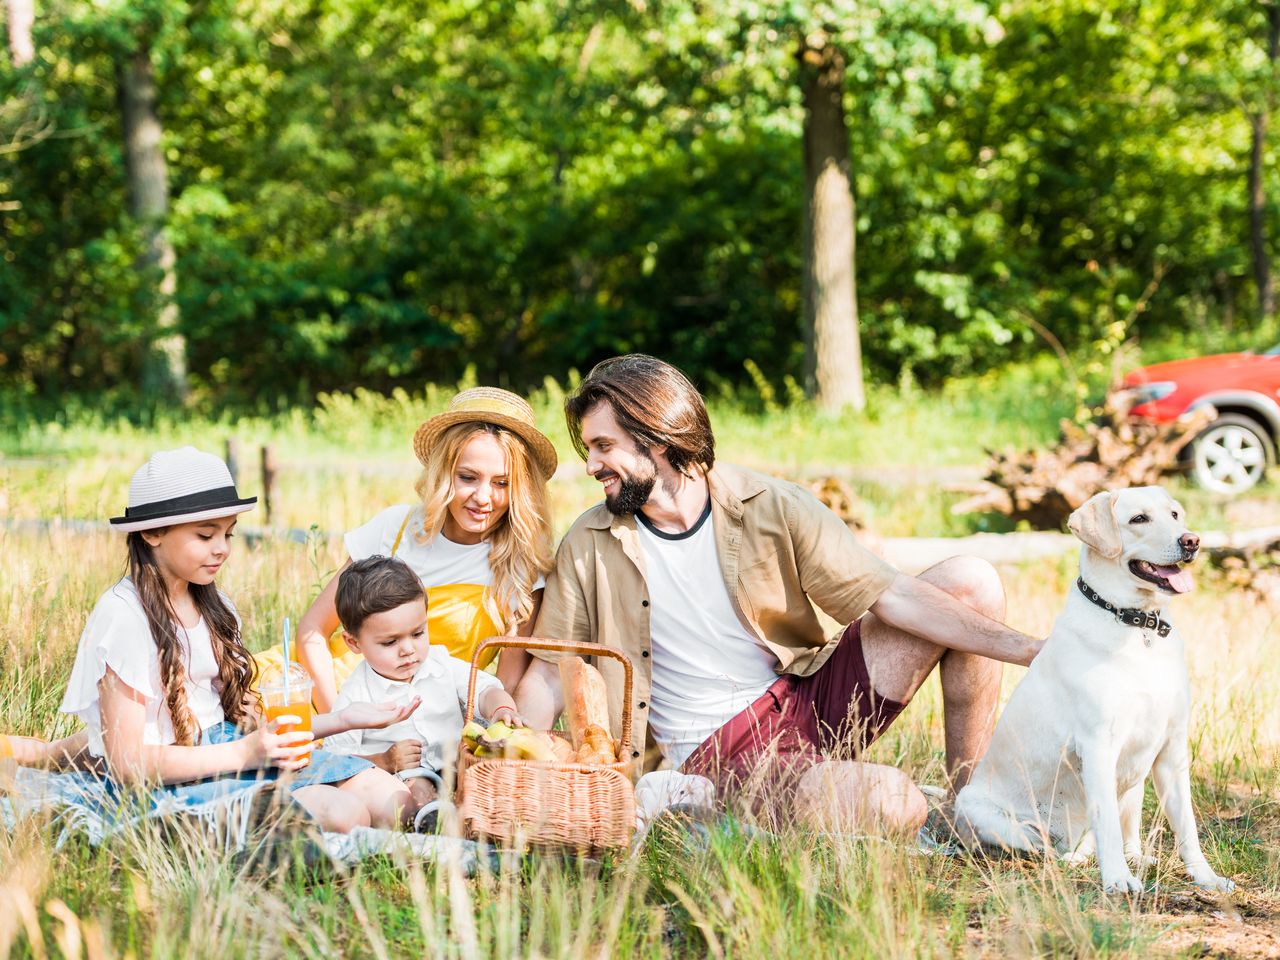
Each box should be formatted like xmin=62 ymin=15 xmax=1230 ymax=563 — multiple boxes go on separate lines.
xmin=345 ymin=505 xmax=505 ymax=592
xmin=60 ymin=578 xmax=227 ymax=758
xmin=344 ymin=505 xmax=544 ymax=666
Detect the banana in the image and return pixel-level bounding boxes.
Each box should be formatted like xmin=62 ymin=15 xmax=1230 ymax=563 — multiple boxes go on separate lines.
xmin=504 ymin=729 xmax=554 ymax=762
xmin=477 ymin=720 xmax=515 ymax=755
xmin=467 ymin=720 xmax=562 ymax=763
xmin=461 ymin=721 xmax=488 ymax=753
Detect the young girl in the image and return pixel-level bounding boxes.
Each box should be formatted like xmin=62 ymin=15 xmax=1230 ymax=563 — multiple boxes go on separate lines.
xmin=255 ymin=387 xmax=557 ymax=713
xmin=60 ymin=447 xmax=417 ymax=833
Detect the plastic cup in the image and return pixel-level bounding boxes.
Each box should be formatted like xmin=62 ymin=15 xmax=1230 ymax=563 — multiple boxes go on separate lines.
xmin=0 ymin=734 xmax=15 ymax=791
xmin=259 ymin=663 xmax=314 ymax=768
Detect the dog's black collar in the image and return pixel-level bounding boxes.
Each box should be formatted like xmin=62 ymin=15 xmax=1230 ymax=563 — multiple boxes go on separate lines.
xmin=1076 ymin=578 xmax=1172 ymax=637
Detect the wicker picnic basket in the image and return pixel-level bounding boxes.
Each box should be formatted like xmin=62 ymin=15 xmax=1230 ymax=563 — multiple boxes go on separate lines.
xmin=455 ymin=637 xmax=636 ymax=853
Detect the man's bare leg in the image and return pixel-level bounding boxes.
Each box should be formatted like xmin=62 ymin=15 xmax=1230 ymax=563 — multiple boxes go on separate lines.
xmin=794 ymin=761 xmax=928 ymax=835
xmin=860 ymin=555 xmax=1006 ymax=793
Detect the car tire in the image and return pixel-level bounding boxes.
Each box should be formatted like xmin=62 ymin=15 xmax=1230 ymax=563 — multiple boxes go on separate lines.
xmin=1189 ymin=413 xmax=1275 ymax=495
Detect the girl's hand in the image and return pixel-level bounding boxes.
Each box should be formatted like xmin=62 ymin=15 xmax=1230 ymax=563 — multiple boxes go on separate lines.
xmin=341 ymin=697 xmax=422 ymax=732
xmin=239 ymin=691 xmax=265 ymax=728
xmin=241 ymin=715 xmax=314 ymax=771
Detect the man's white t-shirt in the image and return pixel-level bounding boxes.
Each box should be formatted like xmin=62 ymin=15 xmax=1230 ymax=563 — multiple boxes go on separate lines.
xmin=636 ymin=500 xmax=778 ymax=769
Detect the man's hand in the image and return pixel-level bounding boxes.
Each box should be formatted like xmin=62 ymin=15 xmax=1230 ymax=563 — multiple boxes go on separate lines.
xmin=385 ymin=738 xmax=423 ymax=773
xmin=870 ymin=572 xmax=1041 ymax=666
xmin=1027 ymin=634 xmax=1048 ymax=662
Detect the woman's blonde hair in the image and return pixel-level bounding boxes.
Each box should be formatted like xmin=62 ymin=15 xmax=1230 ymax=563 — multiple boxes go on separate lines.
xmin=413 ymin=421 xmax=553 ymax=631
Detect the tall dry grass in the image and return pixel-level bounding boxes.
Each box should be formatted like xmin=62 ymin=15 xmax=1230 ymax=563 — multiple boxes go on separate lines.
xmin=3 ymin=524 xmax=1277 ymax=957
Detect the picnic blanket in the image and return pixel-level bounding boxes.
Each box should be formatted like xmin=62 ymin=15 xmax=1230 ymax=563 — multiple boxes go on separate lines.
xmin=0 ymin=765 xmax=490 ymax=873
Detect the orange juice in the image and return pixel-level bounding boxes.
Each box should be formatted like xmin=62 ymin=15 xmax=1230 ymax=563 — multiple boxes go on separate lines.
xmin=259 ymin=662 xmax=314 ymax=768
xmin=264 ymin=699 xmax=312 ymax=766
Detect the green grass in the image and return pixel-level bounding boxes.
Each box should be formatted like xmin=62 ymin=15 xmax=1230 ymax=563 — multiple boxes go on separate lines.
xmin=3 ymin=361 xmax=1279 ymax=957
xmin=7 ymin=354 xmax=1273 ymax=540
xmin=5 ymin=358 xmax=1274 ymax=545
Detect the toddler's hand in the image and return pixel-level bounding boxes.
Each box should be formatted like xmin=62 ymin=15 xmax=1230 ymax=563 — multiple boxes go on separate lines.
xmin=342 ymin=697 xmax=422 ymax=731
xmin=386 ymin=738 xmax=423 ymax=773
xmin=490 ymin=705 xmax=523 ymax=727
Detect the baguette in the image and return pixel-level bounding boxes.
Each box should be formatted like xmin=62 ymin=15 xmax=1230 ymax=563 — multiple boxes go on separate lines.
xmin=559 ymin=655 xmax=611 ymax=749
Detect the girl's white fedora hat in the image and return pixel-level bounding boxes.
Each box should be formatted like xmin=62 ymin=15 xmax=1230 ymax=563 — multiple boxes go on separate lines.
xmin=110 ymin=446 xmax=257 ymax=533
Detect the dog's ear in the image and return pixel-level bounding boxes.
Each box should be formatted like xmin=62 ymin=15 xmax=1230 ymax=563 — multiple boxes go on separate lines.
xmin=1068 ymin=491 xmax=1123 ymax=559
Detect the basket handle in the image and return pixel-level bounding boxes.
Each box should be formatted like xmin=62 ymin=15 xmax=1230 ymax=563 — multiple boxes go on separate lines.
xmin=463 ymin=636 xmax=634 ymax=758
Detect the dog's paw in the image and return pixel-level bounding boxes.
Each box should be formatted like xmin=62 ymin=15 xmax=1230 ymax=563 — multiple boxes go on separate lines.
xmin=1191 ymin=873 xmax=1236 ymax=893
xmin=1101 ymin=871 xmax=1144 ymax=894
xmin=1059 ymin=850 xmax=1092 ymax=866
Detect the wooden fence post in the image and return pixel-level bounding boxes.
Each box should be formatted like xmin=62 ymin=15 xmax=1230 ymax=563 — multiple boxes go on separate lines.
xmin=225 ymin=437 xmax=241 ymax=487
xmin=261 ymin=444 xmax=277 ymax=526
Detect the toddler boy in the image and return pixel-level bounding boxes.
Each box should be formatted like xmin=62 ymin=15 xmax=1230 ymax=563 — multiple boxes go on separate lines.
xmin=322 ymin=556 xmax=519 ymax=825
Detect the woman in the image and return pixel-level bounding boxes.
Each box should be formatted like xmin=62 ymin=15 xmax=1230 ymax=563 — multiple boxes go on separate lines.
xmin=256 ymin=387 xmax=557 ymax=711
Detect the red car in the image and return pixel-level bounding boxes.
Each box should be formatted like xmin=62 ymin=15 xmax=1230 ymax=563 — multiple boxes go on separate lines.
xmin=1120 ymin=345 xmax=1280 ymax=495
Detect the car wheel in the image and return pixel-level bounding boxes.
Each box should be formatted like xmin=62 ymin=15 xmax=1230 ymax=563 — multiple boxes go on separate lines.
xmin=1189 ymin=413 xmax=1275 ymax=495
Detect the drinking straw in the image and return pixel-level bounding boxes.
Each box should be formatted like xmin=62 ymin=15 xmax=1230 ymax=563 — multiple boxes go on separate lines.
xmin=282 ymin=617 xmax=292 ymax=701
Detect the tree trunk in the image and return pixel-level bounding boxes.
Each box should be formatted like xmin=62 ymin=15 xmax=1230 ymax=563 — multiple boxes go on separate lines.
xmin=1249 ymin=4 xmax=1280 ymax=321
xmin=800 ymin=35 xmax=865 ymax=413
xmin=5 ymin=0 xmax=33 ymax=67
xmin=118 ymin=43 xmax=187 ymax=403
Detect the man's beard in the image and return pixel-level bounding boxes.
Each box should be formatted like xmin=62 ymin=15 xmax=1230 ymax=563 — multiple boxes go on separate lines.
xmin=600 ymin=449 xmax=658 ymax=516
xmin=604 ymin=473 xmax=656 ymax=516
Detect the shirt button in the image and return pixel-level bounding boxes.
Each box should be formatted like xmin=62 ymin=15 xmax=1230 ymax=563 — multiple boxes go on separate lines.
xmin=631 ymin=750 xmax=640 ymax=758
xmin=641 ymin=599 xmax=649 ymax=607
xmin=641 ymin=650 xmax=650 ymax=658
xmin=638 ymin=701 xmax=647 ymax=709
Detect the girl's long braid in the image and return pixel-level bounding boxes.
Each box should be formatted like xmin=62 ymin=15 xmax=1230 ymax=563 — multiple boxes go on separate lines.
xmin=195 ymin=583 xmax=255 ymax=728
xmin=126 ymin=533 xmax=255 ymax=745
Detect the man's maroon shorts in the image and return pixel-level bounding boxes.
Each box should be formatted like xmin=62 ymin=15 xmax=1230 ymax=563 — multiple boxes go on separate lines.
xmin=682 ymin=619 xmax=907 ymax=799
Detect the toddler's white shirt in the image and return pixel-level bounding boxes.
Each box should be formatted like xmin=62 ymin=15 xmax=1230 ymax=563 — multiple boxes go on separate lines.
xmin=322 ymin=646 xmax=502 ymax=771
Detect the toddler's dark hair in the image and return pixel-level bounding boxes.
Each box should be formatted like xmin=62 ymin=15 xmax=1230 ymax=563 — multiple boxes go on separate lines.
xmin=336 ymin=555 xmax=425 ymax=635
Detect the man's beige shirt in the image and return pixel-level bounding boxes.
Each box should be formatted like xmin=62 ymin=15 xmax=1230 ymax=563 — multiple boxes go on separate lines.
xmin=534 ymin=462 xmax=899 ymax=774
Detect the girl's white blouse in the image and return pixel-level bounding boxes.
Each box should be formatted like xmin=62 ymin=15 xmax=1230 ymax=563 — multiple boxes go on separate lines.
xmin=60 ymin=578 xmax=227 ymax=757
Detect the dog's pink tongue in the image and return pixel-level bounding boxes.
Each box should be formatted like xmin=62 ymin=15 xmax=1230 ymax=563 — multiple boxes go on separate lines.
xmin=1154 ymin=564 xmax=1194 ymax=594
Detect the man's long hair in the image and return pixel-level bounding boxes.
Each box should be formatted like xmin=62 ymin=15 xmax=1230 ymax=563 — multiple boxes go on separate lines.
xmin=566 ymin=354 xmax=715 ymax=475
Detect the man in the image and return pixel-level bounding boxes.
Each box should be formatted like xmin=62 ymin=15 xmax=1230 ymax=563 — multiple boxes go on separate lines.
xmin=516 ymin=355 xmax=1041 ymax=833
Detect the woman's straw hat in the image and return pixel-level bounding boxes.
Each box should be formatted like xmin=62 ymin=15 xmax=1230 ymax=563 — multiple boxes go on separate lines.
xmin=110 ymin=447 xmax=257 ymax=533
xmin=413 ymin=387 xmax=558 ymax=479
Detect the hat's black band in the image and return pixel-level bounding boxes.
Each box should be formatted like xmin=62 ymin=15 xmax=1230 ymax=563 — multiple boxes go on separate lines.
xmin=122 ymin=486 xmax=249 ymax=519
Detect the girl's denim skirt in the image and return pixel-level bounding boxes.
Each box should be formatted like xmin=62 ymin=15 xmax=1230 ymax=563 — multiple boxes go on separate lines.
xmin=150 ymin=720 xmax=373 ymax=811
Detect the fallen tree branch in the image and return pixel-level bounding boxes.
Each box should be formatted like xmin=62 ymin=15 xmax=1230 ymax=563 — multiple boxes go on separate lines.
xmin=951 ymin=392 xmax=1215 ymax=529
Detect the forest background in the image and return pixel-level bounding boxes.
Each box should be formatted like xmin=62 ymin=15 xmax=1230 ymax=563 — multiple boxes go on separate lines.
xmin=3 ymin=0 xmax=1280 ymax=423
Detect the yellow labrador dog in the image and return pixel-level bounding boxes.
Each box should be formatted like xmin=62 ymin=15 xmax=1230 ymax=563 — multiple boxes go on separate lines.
xmin=954 ymin=486 xmax=1234 ymax=893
